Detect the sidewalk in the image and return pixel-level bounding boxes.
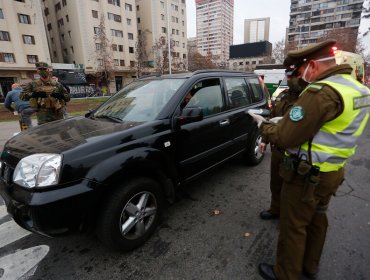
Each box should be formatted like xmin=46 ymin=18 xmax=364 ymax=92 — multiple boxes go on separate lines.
xmin=0 ymin=120 xmax=37 ymax=151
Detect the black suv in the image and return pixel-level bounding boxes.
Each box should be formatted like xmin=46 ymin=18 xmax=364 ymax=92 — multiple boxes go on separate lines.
xmin=0 ymin=70 xmax=269 ymax=251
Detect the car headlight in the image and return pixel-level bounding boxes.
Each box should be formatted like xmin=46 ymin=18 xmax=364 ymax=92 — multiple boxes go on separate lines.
xmin=13 ymin=154 xmax=62 ymax=188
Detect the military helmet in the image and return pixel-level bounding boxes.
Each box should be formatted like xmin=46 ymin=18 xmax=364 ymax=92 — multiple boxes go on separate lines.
xmin=35 ymin=62 xmax=50 ymax=69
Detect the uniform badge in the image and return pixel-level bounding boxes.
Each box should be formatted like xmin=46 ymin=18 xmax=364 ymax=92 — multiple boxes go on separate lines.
xmin=289 ymin=106 xmax=304 ymax=122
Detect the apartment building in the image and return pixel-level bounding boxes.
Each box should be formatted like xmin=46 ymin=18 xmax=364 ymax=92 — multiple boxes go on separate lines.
xmin=135 ymin=0 xmax=187 ymax=72
xmin=43 ymin=0 xmax=138 ymax=92
xmin=244 ymin=17 xmax=270 ymax=43
xmin=288 ymin=0 xmax=364 ymax=47
xmin=195 ymin=0 xmax=234 ymax=67
xmin=0 ymin=0 xmax=50 ymax=96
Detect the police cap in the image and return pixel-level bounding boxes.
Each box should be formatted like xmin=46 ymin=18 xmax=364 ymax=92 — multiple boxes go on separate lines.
xmin=35 ymin=62 xmax=49 ymax=69
xmin=283 ymin=39 xmax=337 ymax=68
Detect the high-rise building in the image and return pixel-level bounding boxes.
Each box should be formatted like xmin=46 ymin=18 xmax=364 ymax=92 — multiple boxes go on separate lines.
xmin=42 ymin=0 xmax=138 ymax=91
xmin=0 ymin=0 xmax=50 ymax=95
xmin=288 ymin=0 xmax=364 ymax=47
xmin=244 ymin=18 xmax=270 ymax=43
xmin=195 ymin=0 xmax=234 ymax=67
xmin=136 ymin=0 xmax=188 ymax=72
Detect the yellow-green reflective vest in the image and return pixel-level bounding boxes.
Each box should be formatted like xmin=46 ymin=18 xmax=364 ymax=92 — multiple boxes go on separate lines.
xmin=287 ymin=74 xmax=370 ymax=172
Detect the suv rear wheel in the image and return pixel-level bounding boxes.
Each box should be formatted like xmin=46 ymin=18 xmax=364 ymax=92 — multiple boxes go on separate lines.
xmin=244 ymin=129 xmax=264 ymax=166
xmin=96 ymin=177 xmax=163 ymax=251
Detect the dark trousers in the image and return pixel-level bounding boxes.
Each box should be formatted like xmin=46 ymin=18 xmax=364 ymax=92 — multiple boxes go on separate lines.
xmin=269 ymin=147 xmax=284 ymax=215
xmin=274 ymin=168 xmax=345 ymax=280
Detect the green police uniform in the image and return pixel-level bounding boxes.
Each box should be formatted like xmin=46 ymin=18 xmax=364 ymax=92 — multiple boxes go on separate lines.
xmin=264 ymin=89 xmax=299 ymax=217
xmin=21 ymin=62 xmax=70 ymax=125
xmin=259 ymin=40 xmax=370 ymax=280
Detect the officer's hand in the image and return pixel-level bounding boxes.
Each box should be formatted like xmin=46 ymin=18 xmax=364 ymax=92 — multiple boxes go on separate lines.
xmin=31 ymin=91 xmax=47 ymax=98
xmin=270 ymin=116 xmax=283 ymax=124
xmin=51 ymin=92 xmax=65 ymax=100
xmin=259 ymin=142 xmax=266 ymax=154
xmin=248 ymin=111 xmax=266 ymax=128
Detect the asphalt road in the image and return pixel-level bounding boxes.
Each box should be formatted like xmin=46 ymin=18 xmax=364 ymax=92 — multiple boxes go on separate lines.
xmin=0 ymin=120 xmax=369 ymax=280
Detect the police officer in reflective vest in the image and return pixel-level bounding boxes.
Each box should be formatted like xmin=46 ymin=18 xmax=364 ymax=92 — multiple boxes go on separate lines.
xmin=250 ymin=39 xmax=370 ymax=280
xmin=21 ymin=62 xmax=70 ymax=125
xmin=259 ymin=68 xmax=301 ymax=220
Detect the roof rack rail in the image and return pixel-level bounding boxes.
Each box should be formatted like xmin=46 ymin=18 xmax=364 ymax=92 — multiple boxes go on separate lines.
xmin=191 ymin=69 xmax=248 ymax=76
xmin=137 ymin=72 xmax=162 ymax=79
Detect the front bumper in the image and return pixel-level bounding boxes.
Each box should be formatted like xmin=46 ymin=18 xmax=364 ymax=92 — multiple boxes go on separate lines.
xmin=0 ymin=179 xmax=99 ymax=236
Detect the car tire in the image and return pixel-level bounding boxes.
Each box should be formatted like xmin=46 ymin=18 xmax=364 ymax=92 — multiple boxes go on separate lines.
xmin=96 ymin=177 xmax=163 ymax=251
xmin=244 ymin=128 xmax=264 ymax=166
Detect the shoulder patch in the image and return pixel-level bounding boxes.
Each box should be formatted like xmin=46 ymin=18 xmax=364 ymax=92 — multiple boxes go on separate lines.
xmin=289 ymin=106 xmax=305 ymax=122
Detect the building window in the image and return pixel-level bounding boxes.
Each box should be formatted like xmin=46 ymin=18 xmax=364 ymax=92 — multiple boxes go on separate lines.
xmin=0 ymin=9 xmax=3 ymax=19
xmin=118 ymin=45 xmax=123 ymax=52
xmin=97 ymin=59 xmax=103 ymax=66
xmin=160 ymin=1 xmax=164 ymax=8
xmin=68 ymin=30 xmax=71 ymax=38
xmin=47 ymin=23 xmax=52 ymax=31
xmin=61 ymin=34 xmax=65 ymax=40
xmin=66 ymin=15 xmax=69 ymax=22
xmin=63 ymin=48 xmax=68 ymax=56
xmin=27 ymin=55 xmax=38 ymax=63
xmin=137 ymin=17 xmax=140 ymax=24
xmin=130 ymin=61 xmax=135 ymax=67
xmin=0 ymin=53 xmax=16 ymax=63
xmin=53 ymin=51 xmax=57 ymax=58
xmin=92 ymin=10 xmax=98 ymax=18
xmin=44 ymin=8 xmax=49 ymax=16
xmin=62 ymin=0 xmax=67 ymax=6
xmin=15 ymin=0 xmax=25 ymax=2
xmin=108 ymin=0 xmax=120 ymax=7
xmin=127 ymin=18 xmax=131 ymax=25
xmin=136 ymin=5 xmax=139 ymax=11
xmin=112 ymin=44 xmax=117 ymax=51
xmin=129 ymin=47 xmax=134 ymax=53
xmin=58 ymin=18 xmax=64 ymax=27
xmin=94 ymin=27 xmax=101 ymax=34
xmin=138 ymin=30 xmax=141 ymax=35
xmin=55 ymin=2 xmax=61 ymax=12
xmin=161 ymin=14 xmax=164 ymax=20
xmin=161 ymin=27 xmax=167 ymax=33
xmin=18 ymin=14 xmax=31 ymax=24
xmin=111 ymin=29 xmax=123 ymax=37
xmin=96 ymin=43 xmax=101 ymax=50
xmin=120 ymin=60 xmax=125 ymax=66
xmin=108 ymin=12 xmax=121 ymax=22
xmin=128 ymin=33 xmax=134 ymax=40
xmin=23 ymin=35 xmax=35 ymax=44
xmin=51 ymin=37 xmax=54 ymax=44
xmin=0 ymin=31 xmax=11 ymax=41
xmin=125 ymin=3 xmax=132 ymax=11
xmin=70 ymin=46 xmax=74 ymax=53
xmin=114 ymin=59 xmax=119 ymax=66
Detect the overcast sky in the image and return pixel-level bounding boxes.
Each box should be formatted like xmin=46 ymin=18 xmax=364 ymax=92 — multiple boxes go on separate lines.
xmin=186 ymin=0 xmax=370 ymax=50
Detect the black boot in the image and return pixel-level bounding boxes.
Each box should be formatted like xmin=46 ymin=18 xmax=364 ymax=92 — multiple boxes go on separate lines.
xmin=258 ymin=263 xmax=278 ymax=280
xmin=260 ymin=210 xmax=279 ymax=220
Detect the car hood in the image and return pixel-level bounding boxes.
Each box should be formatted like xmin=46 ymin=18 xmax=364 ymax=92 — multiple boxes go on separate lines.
xmin=3 ymin=117 xmax=144 ymax=157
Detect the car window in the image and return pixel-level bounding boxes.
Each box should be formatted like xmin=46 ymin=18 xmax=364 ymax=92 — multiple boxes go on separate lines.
xmin=246 ymin=77 xmax=264 ymax=103
xmin=224 ymin=78 xmax=251 ymax=109
xmin=93 ymin=78 xmax=185 ymax=122
xmin=184 ymin=78 xmax=223 ymax=117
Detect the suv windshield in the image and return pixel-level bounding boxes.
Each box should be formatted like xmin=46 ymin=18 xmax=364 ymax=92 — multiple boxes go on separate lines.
xmin=93 ymin=78 xmax=185 ymax=122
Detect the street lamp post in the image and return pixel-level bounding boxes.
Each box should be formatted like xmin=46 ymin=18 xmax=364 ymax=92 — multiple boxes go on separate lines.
xmin=166 ymin=0 xmax=172 ymax=74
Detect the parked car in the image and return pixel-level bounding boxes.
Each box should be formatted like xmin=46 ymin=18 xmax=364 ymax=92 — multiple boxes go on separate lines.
xmin=0 ymin=70 xmax=270 ymax=251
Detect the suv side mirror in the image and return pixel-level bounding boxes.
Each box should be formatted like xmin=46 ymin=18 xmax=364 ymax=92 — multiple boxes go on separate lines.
xmin=177 ymin=107 xmax=203 ymax=125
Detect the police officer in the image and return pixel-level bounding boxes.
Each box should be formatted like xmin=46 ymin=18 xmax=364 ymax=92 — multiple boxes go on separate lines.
xmin=250 ymin=39 xmax=370 ymax=279
xmin=259 ymin=67 xmax=301 ymax=220
xmin=21 ymin=62 xmax=70 ymax=125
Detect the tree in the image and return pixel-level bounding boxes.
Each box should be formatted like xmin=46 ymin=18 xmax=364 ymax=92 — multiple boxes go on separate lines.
xmin=152 ymin=35 xmax=173 ymax=74
xmin=135 ymin=30 xmax=150 ymax=78
xmin=272 ymin=39 xmax=286 ymax=64
xmin=93 ymin=14 xmax=114 ymax=95
xmin=363 ymin=0 xmax=370 ymax=36
xmin=187 ymin=47 xmax=216 ymax=71
xmin=319 ymin=27 xmax=357 ymax=52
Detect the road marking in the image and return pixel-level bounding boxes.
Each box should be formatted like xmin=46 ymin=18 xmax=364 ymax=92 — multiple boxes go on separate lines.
xmin=0 ymin=245 xmax=49 ymax=280
xmin=0 ymin=220 xmax=31 ymax=248
xmin=0 ymin=205 xmax=7 ymax=220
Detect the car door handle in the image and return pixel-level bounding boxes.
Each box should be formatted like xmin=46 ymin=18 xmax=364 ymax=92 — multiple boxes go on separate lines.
xmin=219 ymin=119 xmax=230 ymax=126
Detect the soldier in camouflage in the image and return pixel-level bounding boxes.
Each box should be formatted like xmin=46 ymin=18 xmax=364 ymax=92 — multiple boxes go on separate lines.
xmin=21 ymin=62 xmax=70 ymax=125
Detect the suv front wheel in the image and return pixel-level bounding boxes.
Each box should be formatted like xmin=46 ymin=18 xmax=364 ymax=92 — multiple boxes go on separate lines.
xmin=244 ymin=129 xmax=264 ymax=166
xmin=96 ymin=177 xmax=163 ymax=251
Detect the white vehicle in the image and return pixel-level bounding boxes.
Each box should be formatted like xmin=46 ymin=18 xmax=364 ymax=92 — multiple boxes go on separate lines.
xmin=254 ymin=69 xmax=286 ymax=96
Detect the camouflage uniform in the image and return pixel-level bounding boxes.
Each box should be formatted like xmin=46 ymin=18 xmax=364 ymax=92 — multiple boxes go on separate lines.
xmin=21 ymin=79 xmax=70 ymax=125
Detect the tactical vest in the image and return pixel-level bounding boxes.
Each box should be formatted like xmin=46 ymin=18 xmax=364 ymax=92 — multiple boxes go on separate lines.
xmin=287 ymin=74 xmax=370 ymax=172
xmin=32 ymin=81 xmax=64 ymax=111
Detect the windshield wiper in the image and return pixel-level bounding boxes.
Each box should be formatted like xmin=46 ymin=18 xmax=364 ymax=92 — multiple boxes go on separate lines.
xmin=94 ymin=115 xmax=123 ymax=123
